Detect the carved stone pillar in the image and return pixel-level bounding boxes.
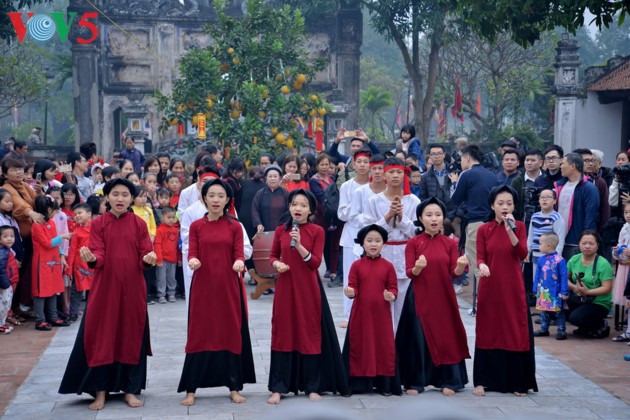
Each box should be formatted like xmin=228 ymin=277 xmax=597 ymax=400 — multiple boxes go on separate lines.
xmin=68 ymin=0 xmax=101 ymax=152
xmin=553 ymin=33 xmax=580 ymax=152
xmin=335 ymin=7 xmax=362 ymax=130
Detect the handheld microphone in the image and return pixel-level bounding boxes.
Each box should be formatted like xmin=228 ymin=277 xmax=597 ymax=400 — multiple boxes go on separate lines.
xmin=290 ymin=219 xmax=299 ymax=249
xmin=506 ymin=218 xmax=517 ymax=232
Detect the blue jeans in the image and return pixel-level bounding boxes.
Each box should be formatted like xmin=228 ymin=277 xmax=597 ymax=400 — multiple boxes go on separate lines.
xmin=541 ymin=310 xmax=566 ymax=332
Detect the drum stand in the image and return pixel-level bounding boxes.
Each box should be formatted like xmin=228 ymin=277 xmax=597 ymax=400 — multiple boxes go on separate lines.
xmin=249 ymin=269 xmax=277 ymax=299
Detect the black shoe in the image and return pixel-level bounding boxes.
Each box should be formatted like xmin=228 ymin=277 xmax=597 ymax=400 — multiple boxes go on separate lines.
xmin=594 ymin=325 xmax=610 ymax=339
xmin=68 ymin=314 xmax=78 ymax=323
xmin=263 ymin=288 xmax=274 ymax=295
xmin=573 ymin=328 xmax=588 ymax=336
xmin=328 ymin=279 xmax=343 ymax=288
xmin=35 ymin=322 xmax=52 ymax=331
xmin=556 ymin=331 xmax=567 ymax=340
xmin=49 ymin=319 xmax=70 ymax=327
xmin=533 ymin=329 xmax=549 ymax=337
xmin=57 ymin=312 xmax=69 ymax=320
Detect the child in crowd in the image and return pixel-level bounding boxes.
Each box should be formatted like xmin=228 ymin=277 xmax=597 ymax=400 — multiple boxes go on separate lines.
xmin=612 ymin=202 xmax=630 ymax=342
xmin=342 ymin=224 xmax=399 ymax=395
xmin=0 ymin=188 xmax=24 ymax=327
xmin=61 ymin=183 xmax=81 ymax=233
xmin=0 ymin=226 xmax=19 ymax=334
xmin=154 ymin=207 xmax=181 ymax=303
xmin=533 ymin=232 xmax=569 ymax=340
xmin=86 ymin=194 xmax=106 ymax=218
xmin=126 ymin=172 xmax=141 ymax=186
xmin=49 ymin=187 xmax=72 ymax=319
xmin=527 ymin=189 xmax=565 ymax=279
xmin=409 ymin=165 xmax=421 ymax=198
xmin=132 ymin=186 xmax=158 ymax=305
xmin=156 ymin=188 xmax=172 ymax=222
xmin=143 ymin=172 xmax=160 ymax=208
xmin=31 ymin=195 xmax=73 ymax=331
xmin=165 ymin=174 xmax=182 ymax=209
xmin=66 ymin=203 xmax=93 ymax=323
xmin=90 ymin=164 xmax=105 ymax=193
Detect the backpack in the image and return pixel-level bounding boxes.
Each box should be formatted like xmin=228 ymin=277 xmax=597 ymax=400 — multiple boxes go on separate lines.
xmin=323 ymin=181 xmax=342 ymax=228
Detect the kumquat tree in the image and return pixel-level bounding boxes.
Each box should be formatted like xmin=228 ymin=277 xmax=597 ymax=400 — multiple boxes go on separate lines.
xmin=155 ymin=0 xmax=330 ymax=164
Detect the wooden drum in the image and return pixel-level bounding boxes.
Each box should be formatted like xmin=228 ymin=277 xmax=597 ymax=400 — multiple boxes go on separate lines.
xmin=249 ymin=231 xmax=277 ymax=299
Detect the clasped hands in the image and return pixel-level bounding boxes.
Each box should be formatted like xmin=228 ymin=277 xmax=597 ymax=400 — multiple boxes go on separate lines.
xmin=188 ymin=258 xmax=245 ymax=273
xmin=344 ymin=286 xmax=395 ymax=302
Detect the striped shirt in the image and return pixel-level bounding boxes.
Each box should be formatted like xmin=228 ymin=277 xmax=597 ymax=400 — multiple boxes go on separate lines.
xmin=527 ymin=210 xmax=566 ymax=257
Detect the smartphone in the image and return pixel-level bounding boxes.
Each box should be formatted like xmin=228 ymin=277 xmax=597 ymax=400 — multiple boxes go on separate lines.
xmin=289 ymin=173 xmax=301 ymax=181
xmin=344 ymin=130 xmax=357 ymax=138
xmin=58 ymin=164 xmax=72 ymax=173
xmin=35 ymin=173 xmax=42 ymax=182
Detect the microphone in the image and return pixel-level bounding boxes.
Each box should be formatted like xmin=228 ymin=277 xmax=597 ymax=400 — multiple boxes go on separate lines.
xmin=290 ymin=219 xmax=299 ymax=249
xmin=506 ymin=218 xmax=517 ymax=232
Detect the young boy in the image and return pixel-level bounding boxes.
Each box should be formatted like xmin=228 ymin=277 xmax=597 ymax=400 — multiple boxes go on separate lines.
xmin=533 ymin=232 xmax=569 ymax=340
xmin=364 ymin=157 xmax=421 ymax=332
xmin=156 ymin=188 xmax=172 ymax=222
xmin=0 ymin=226 xmax=18 ymax=334
xmin=154 ymin=207 xmax=182 ymax=303
xmin=131 ymin=186 xmax=157 ymax=242
xmin=409 ymin=164 xmax=421 ymax=198
xmin=66 ymin=203 xmax=93 ymax=323
xmin=165 ymin=174 xmax=182 ymax=209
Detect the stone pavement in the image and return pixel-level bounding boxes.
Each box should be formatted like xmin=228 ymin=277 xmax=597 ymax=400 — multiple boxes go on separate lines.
xmin=3 ymin=283 xmax=630 ymax=420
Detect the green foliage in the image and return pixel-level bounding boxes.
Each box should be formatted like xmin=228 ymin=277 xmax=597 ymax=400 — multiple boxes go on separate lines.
xmin=265 ymin=0 xmax=337 ymax=28
xmin=469 ymin=125 xmax=549 ymax=154
xmin=156 ymin=0 xmax=329 ymax=164
xmin=360 ymin=85 xmax=393 ymax=139
xmin=455 ymin=0 xmax=630 ymax=47
xmin=0 ymin=42 xmax=47 ymax=119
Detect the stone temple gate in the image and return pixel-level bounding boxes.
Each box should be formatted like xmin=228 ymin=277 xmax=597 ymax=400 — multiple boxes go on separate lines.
xmin=67 ymin=0 xmax=362 ymax=157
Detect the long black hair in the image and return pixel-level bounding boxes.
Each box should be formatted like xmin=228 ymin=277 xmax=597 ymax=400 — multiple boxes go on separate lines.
xmin=34 ymin=195 xmax=60 ymax=222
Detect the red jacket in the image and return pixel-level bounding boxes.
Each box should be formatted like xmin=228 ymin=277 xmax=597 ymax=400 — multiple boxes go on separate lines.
xmin=66 ymin=222 xmax=94 ymax=292
xmin=154 ymin=223 xmax=181 ymax=264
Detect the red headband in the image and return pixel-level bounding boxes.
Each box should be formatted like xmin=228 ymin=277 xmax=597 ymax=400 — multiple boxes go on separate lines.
xmin=369 ymin=160 xmax=384 ymax=167
xmin=383 ymin=164 xmax=411 ymax=195
xmin=199 ymin=172 xmax=218 ymax=181
xmin=354 ymin=152 xmax=371 ymax=161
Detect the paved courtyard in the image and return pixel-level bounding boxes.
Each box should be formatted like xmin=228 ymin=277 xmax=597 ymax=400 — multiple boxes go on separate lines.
xmin=3 ymin=281 xmax=630 ymax=420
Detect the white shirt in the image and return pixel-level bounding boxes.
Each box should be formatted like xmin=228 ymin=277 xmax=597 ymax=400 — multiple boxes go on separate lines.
xmin=338 ymin=178 xmax=368 ymax=248
xmin=178 ymin=183 xmax=200 ymax=214
xmin=558 ymin=180 xmax=578 ymax=238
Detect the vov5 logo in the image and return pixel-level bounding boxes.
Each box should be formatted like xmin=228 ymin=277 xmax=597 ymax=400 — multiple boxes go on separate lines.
xmin=7 ymin=11 xmax=98 ymax=44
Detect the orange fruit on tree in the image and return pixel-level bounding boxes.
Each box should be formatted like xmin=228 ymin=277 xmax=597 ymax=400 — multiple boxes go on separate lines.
xmin=227 ymin=47 xmax=235 ymax=55
xmin=296 ymin=74 xmax=307 ymax=84
xmin=187 ymin=100 xmax=195 ymax=107
xmin=176 ymin=104 xmax=185 ymax=113
xmin=206 ymin=99 xmax=215 ymax=109
xmin=230 ymin=110 xmax=241 ymax=119
xmin=308 ymin=109 xmax=317 ymax=117
xmin=191 ymin=115 xmax=199 ymax=126
xmin=317 ymin=108 xmax=327 ymax=116
xmin=258 ymin=111 xmax=267 ymax=118
xmin=280 ymin=85 xmax=290 ymax=94
xmin=169 ymin=117 xmax=179 ymax=126
xmin=315 ymin=118 xmax=324 ymax=127
xmin=310 ymin=94 xmax=318 ymax=102
xmin=220 ymin=63 xmax=230 ymax=73
xmin=232 ymin=57 xmax=240 ymax=65
xmin=271 ymin=127 xmax=279 ymax=135
xmin=275 ymin=133 xmax=286 ymax=143
xmin=205 ymin=111 xmax=211 ymax=119
xmin=293 ymin=81 xmax=303 ymax=90
xmin=262 ymin=89 xmax=269 ymax=99
xmin=286 ymin=137 xmax=294 ymax=148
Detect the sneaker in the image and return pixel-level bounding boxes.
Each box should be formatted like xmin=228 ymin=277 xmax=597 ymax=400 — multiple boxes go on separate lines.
xmin=168 ymin=295 xmax=176 ymax=303
xmin=0 ymin=325 xmax=13 ymax=334
xmin=147 ymin=299 xmax=156 ymax=305
xmin=68 ymin=314 xmax=79 ymax=323
xmin=158 ymin=297 xmax=167 ymax=304
xmin=624 ymin=354 xmax=630 ymax=361
xmin=35 ymin=322 xmax=52 ymax=331
xmin=49 ymin=319 xmax=70 ymax=327
xmin=533 ymin=329 xmax=550 ymax=337
xmin=556 ymin=331 xmax=567 ymax=340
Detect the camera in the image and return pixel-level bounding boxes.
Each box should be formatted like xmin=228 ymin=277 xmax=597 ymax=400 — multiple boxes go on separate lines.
xmin=614 ymin=164 xmax=630 ymax=204
xmin=523 ymin=186 xmax=542 ymax=223
xmin=448 ymin=154 xmax=462 ymax=173
xmin=481 ymin=152 xmax=500 ymax=172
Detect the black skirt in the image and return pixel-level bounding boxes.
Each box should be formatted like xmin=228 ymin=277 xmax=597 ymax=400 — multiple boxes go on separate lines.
xmin=396 ymin=285 xmax=468 ymax=392
xmin=58 ymin=311 xmax=149 ymax=396
xmin=268 ymin=278 xmax=349 ymax=396
xmin=473 ymin=307 xmax=538 ymax=394
xmin=342 ymin=323 xmax=402 ymax=396
xmin=177 ymin=281 xmax=256 ymax=393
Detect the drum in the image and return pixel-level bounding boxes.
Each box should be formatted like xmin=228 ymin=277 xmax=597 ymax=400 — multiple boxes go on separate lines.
xmin=252 ymin=231 xmax=276 ymax=277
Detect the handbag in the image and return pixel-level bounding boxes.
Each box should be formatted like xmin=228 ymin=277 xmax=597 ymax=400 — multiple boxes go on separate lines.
xmin=568 ymin=257 xmax=598 ymax=305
